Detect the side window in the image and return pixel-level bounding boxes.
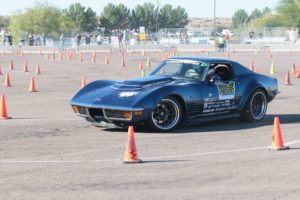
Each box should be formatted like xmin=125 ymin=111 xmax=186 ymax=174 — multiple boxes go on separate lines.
xmin=209 ymin=63 xmax=234 ymax=81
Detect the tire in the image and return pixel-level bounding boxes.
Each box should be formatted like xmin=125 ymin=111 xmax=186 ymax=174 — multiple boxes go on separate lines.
xmin=148 ymin=96 xmax=182 ymax=132
xmin=240 ymin=89 xmax=267 ymax=122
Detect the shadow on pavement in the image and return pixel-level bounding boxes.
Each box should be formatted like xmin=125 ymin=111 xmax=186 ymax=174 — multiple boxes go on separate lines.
xmin=101 ymin=114 xmax=300 ymax=134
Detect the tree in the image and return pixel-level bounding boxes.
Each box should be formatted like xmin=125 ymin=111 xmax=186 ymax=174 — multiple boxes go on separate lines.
xmin=250 ymin=9 xmax=262 ymax=20
xmin=9 ymin=2 xmax=62 ymax=42
xmin=276 ymin=0 xmax=300 ymax=28
xmin=232 ymin=9 xmax=248 ymax=28
xmin=99 ymin=3 xmax=130 ymax=32
xmin=252 ymin=13 xmax=281 ymax=27
xmin=132 ymin=3 xmax=157 ymax=32
xmin=262 ymin=7 xmax=272 ymax=15
xmin=159 ymin=4 xmax=188 ymax=28
xmin=0 ymin=16 xmax=10 ymax=29
xmin=62 ymin=3 xmax=97 ymax=33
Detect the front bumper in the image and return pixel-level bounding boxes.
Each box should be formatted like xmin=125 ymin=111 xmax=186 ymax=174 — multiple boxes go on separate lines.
xmin=71 ymin=105 xmax=146 ymax=124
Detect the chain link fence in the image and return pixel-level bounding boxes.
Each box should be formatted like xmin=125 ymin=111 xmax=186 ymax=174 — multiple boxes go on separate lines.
xmin=242 ymin=27 xmax=298 ymax=44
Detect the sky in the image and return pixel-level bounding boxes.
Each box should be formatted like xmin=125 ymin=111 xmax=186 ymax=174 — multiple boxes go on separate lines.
xmin=0 ymin=0 xmax=280 ymax=18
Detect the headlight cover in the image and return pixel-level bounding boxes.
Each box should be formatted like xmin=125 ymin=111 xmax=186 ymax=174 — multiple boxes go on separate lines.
xmin=118 ymin=91 xmax=139 ymax=98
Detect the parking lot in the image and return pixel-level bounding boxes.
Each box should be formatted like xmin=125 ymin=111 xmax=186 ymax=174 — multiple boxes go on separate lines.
xmin=0 ymin=48 xmax=299 ymax=199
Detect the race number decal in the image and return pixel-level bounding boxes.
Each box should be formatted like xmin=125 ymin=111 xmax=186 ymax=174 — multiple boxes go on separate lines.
xmin=215 ymin=81 xmax=235 ymax=100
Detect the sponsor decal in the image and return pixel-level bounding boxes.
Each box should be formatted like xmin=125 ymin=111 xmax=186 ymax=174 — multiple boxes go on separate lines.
xmin=203 ymin=99 xmax=237 ymax=113
xmin=215 ymin=81 xmax=235 ymax=100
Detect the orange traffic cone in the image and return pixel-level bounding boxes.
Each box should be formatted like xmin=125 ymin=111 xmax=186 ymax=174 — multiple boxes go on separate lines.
xmin=81 ymin=79 xmax=87 ymax=88
xmin=139 ymin=60 xmax=144 ymax=70
xmin=59 ymin=51 xmax=63 ymax=61
xmin=157 ymin=50 xmax=161 ymax=57
xmin=123 ymin=126 xmax=142 ymax=164
xmin=79 ymin=51 xmax=83 ymax=62
xmin=4 ymin=72 xmax=11 ymax=87
xmin=296 ymin=71 xmax=300 ymax=78
xmin=291 ymin=63 xmax=296 ymax=74
xmin=172 ymin=49 xmax=177 ymax=56
xmin=121 ymin=56 xmax=125 ymax=67
xmin=23 ymin=61 xmax=29 ymax=72
xmin=104 ymin=55 xmax=109 ymax=64
xmin=52 ymin=51 xmax=56 ymax=60
xmin=92 ymin=52 xmax=96 ymax=63
xmin=120 ymin=50 xmax=124 ymax=57
xmin=35 ymin=64 xmax=41 ymax=74
xmin=269 ymin=117 xmax=289 ymax=150
xmin=9 ymin=60 xmax=13 ymax=70
xmin=269 ymin=53 xmax=272 ymax=58
xmin=284 ymin=71 xmax=291 ymax=85
xmin=0 ymin=94 xmax=10 ymax=119
xmin=29 ymin=76 xmax=37 ymax=92
xmin=0 ymin=64 xmax=3 ymax=75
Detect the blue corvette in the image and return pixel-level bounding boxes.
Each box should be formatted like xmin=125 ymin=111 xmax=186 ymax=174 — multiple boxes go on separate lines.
xmin=70 ymin=57 xmax=278 ymax=132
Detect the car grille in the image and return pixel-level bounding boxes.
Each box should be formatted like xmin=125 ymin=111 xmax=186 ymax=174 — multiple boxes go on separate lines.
xmin=77 ymin=106 xmax=88 ymax=115
xmin=103 ymin=109 xmax=132 ymax=121
xmin=104 ymin=109 xmax=125 ymax=119
xmin=89 ymin=108 xmax=104 ymax=121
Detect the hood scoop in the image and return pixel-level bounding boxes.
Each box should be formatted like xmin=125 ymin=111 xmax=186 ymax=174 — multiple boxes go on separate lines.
xmin=113 ymin=76 xmax=173 ymax=90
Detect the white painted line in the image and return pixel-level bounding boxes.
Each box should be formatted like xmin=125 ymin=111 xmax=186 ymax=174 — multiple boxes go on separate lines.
xmin=0 ymin=139 xmax=299 ymax=164
xmin=145 ymin=146 xmax=269 ymax=160
xmin=285 ymin=140 xmax=300 ymax=146
xmin=0 ymin=159 xmax=119 ymax=164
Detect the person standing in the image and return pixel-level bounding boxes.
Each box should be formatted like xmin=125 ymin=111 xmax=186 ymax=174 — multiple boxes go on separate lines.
xmin=29 ymin=33 xmax=34 ymax=46
xmin=76 ymin=32 xmax=81 ymax=51
xmin=60 ymin=33 xmax=64 ymax=50
xmin=96 ymin=34 xmax=102 ymax=45
xmin=118 ymin=31 xmax=124 ymax=48
xmin=42 ymin=33 xmax=46 ymax=46
xmin=76 ymin=33 xmax=81 ymax=46
xmin=218 ymin=35 xmax=225 ymax=52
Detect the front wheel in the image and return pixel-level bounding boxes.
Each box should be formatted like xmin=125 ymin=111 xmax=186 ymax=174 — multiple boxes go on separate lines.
xmin=240 ymin=89 xmax=267 ymax=122
xmin=148 ymin=97 xmax=182 ymax=132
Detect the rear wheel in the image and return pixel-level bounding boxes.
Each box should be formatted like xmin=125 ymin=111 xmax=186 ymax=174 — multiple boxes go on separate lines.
xmin=148 ymin=97 xmax=182 ymax=132
xmin=240 ymin=89 xmax=267 ymax=122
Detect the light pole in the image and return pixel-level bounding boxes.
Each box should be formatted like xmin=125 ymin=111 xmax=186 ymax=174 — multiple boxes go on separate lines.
xmin=213 ymin=0 xmax=216 ymax=33
xmin=156 ymin=0 xmax=161 ymax=33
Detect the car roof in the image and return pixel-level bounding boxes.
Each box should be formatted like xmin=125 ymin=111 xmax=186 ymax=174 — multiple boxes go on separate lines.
xmin=168 ymin=56 xmax=235 ymax=63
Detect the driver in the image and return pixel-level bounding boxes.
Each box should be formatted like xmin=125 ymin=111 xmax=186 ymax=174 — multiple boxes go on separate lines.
xmin=207 ymin=68 xmax=221 ymax=81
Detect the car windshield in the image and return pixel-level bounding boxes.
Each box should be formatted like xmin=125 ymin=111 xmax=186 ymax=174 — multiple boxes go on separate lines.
xmin=150 ymin=60 xmax=208 ymax=80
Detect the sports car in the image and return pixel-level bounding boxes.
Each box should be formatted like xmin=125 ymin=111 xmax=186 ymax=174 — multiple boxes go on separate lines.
xmin=70 ymin=57 xmax=278 ymax=132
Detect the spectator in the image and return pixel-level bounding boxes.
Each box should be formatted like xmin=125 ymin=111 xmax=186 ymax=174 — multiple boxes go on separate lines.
xmin=118 ymin=31 xmax=124 ymax=48
xmin=85 ymin=34 xmax=91 ymax=45
xmin=7 ymin=33 xmax=12 ymax=46
xmin=76 ymin=32 xmax=81 ymax=46
xmin=29 ymin=33 xmax=34 ymax=46
xmin=249 ymin=31 xmax=255 ymax=39
xmin=96 ymin=34 xmax=102 ymax=45
xmin=60 ymin=33 xmax=64 ymax=50
xmin=42 ymin=33 xmax=46 ymax=46
xmin=218 ymin=35 xmax=225 ymax=52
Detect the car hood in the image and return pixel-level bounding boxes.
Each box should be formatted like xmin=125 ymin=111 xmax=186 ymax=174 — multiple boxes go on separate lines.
xmin=113 ymin=75 xmax=174 ymax=90
xmin=70 ymin=76 xmax=176 ymax=109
